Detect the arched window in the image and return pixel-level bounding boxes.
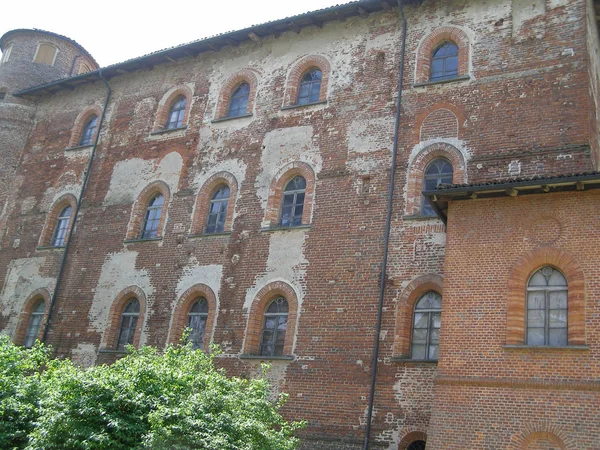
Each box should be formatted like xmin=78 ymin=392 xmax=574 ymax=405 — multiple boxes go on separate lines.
xmin=430 ymin=41 xmax=459 ymax=81
xmin=187 ymin=297 xmax=209 ymax=349
xmin=52 ymin=205 xmax=72 ymax=247
xmin=280 ymin=176 xmax=306 ymax=227
xmin=34 ymin=43 xmax=58 ymax=65
xmin=422 ymin=159 xmax=453 ymax=216
xmin=140 ymin=194 xmax=164 ymax=239
xmin=407 ymin=441 xmax=427 ymax=450
xmin=205 ymin=185 xmax=230 ymax=234
xmin=227 ymin=83 xmax=250 ymax=117
xmin=297 ymin=69 xmax=322 ymax=105
xmin=527 ymin=267 xmax=568 ymax=346
xmin=24 ymin=300 xmax=45 ymax=348
xmin=116 ymin=299 xmax=140 ymax=350
xmin=411 ymin=291 xmax=442 ymax=360
xmin=260 ymin=297 xmax=288 ymax=357
xmin=79 ymin=116 xmax=98 ymax=146
xmin=165 ymin=95 xmax=186 ymax=129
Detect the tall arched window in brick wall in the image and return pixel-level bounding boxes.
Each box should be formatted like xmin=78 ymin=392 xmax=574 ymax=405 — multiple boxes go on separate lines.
xmin=227 ymin=82 xmax=250 ymax=118
xmin=260 ymin=297 xmax=289 ymax=357
xmin=69 ymin=105 xmax=102 ymax=148
xmin=154 ymin=86 xmax=193 ymax=131
xmin=126 ymin=181 xmax=170 ymax=241
xmin=280 ymin=176 xmax=306 ymax=227
xmin=79 ymin=115 xmax=98 ymax=146
xmin=215 ymin=70 xmax=258 ymax=120
xmin=284 ymin=55 xmax=330 ymax=106
xmin=24 ymin=300 xmax=46 ymax=348
xmin=13 ymin=289 xmax=51 ymax=348
xmin=297 ymin=68 xmax=322 ymax=105
xmin=415 ymin=26 xmax=470 ymax=85
xmin=116 ymin=298 xmax=140 ymax=351
xmin=430 ymin=41 xmax=459 ymax=81
xmin=411 ymin=291 xmax=442 ymax=360
xmin=191 ymin=172 xmax=238 ymax=235
xmin=169 ymin=284 xmax=217 ymax=349
xmin=39 ymin=194 xmax=77 ymax=248
xmin=206 ymin=185 xmax=230 ymax=234
xmin=399 ymin=432 xmax=428 ymax=450
xmin=422 ymin=158 xmax=453 ymax=216
xmin=165 ymin=95 xmax=187 ymax=129
xmin=102 ymin=286 xmax=147 ymax=351
xmin=187 ymin=298 xmax=209 ymax=349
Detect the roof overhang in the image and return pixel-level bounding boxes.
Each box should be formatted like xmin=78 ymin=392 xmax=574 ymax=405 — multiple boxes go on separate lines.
xmin=423 ymin=172 xmax=600 ymax=224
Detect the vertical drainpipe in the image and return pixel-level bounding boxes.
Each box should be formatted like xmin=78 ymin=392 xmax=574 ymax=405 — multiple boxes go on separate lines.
xmin=363 ymin=1 xmax=407 ymax=448
xmin=41 ymin=70 xmax=112 ymax=343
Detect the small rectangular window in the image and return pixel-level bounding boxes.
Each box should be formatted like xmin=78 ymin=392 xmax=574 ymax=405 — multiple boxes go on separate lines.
xmin=34 ymin=43 xmax=57 ymax=65
xmin=0 ymin=91 xmax=6 ymax=101
xmin=0 ymin=45 xmax=12 ymax=64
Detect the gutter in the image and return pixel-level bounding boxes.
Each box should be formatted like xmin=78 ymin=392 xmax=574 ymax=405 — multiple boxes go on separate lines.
xmin=41 ymin=70 xmax=112 ymax=343
xmin=363 ymin=0 xmax=407 ymax=448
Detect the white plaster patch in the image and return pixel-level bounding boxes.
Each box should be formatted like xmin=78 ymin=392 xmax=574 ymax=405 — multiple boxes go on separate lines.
xmin=63 ymin=146 xmax=92 ymax=161
xmin=365 ymin=31 xmax=398 ymax=53
xmin=256 ymin=126 xmax=322 ymax=214
xmin=88 ymin=250 xmax=154 ymax=346
xmin=20 ymin=196 xmax=37 ymax=215
xmin=175 ymin=259 xmax=223 ymax=300
xmin=40 ymin=182 xmax=82 ymax=212
xmin=512 ymin=0 xmax=546 ymax=34
xmin=0 ymin=257 xmax=55 ymax=337
xmin=103 ymin=151 xmax=183 ymax=205
xmin=71 ymin=343 xmax=97 ymax=368
xmin=347 ymin=117 xmax=394 ymax=154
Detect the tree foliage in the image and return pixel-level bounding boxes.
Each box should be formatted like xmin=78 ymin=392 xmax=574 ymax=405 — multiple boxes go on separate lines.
xmin=0 ymin=335 xmax=304 ymax=450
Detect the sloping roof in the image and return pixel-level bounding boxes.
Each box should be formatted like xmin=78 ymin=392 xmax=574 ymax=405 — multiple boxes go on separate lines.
xmin=15 ymin=0 xmax=402 ymax=98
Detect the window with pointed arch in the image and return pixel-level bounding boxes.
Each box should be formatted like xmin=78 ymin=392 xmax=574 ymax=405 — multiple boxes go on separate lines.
xmin=297 ymin=68 xmax=322 ymax=105
xmin=526 ymin=266 xmax=568 ymax=346
xmin=116 ymin=298 xmax=140 ymax=351
xmin=187 ymin=297 xmax=209 ymax=349
xmin=260 ymin=296 xmax=288 ymax=357
xmin=205 ymin=185 xmax=230 ymax=234
xmin=411 ymin=291 xmax=442 ymax=360
xmin=280 ymin=176 xmax=306 ymax=227
xmin=140 ymin=194 xmax=164 ymax=239
xmin=422 ymin=159 xmax=453 ymax=216
xmin=52 ymin=205 xmax=72 ymax=247
xmin=79 ymin=115 xmax=98 ymax=146
xmin=227 ymin=82 xmax=250 ymax=118
xmin=430 ymin=41 xmax=459 ymax=81
xmin=165 ymin=95 xmax=187 ymax=129
xmin=24 ymin=300 xmax=46 ymax=348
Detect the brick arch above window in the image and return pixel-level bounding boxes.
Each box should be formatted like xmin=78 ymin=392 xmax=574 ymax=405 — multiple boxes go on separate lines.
xmin=126 ymin=181 xmax=170 ymax=240
xmin=263 ymin=161 xmax=316 ymax=228
xmin=405 ymin=142 xmax=466 ymax=216
xmin=415 ymin=26 xmax=470 ymax=85
xmin=512 ymin=422 xmax=575 ymax=450
xmin=393 ymin=274 xmax=443 ymax=358
xmin=191 ymin=171 xmax=239 ymax=235
xmin=13 ymin=288 xmax=51 ymax=346
xmin=102 ymin=285 xmax=147 ymax=350
xmin=214 ymin=69 xmax=259 ymax=119
xmin=168 ymin=283 xmax=218 ymax=348
xmin=398 ymin=431 xmax=428 ymax=450
xmin=154 ymin=85 xmax=193 ymax=131
xmin=243 ymin=281 xmax=299 ymax=356
xmin=284 ymin=55 xmax=331 ymax=106
xmin=506 ymin=247 xmax=585 ymax=346
xmin=69 ymin=104 xmax=102 ymax=148
xmin=39 ymin=193 xmax=77 ymax=247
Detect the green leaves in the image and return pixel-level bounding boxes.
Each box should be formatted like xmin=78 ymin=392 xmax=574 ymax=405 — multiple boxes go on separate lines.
xmin=0 ymin=336 xmax=304 ymax=449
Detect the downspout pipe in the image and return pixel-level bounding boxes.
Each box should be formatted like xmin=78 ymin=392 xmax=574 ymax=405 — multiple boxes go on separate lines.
xmin=363 ymin=1 xmax=407 ymax=448
xmin=41 ymin=70 xmax=112 ymax=343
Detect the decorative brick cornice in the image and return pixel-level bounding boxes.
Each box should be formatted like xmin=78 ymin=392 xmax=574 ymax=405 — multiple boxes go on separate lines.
xmin=436 ymin=375 xmax=600 ymax=392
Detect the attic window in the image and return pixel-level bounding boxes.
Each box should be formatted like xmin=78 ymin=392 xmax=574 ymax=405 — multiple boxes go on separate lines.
xmin=0 ymin=45 xmax=12 ymax=64
xmin=34 ymin=43 xmax=58 ymax=66
xmin=77 ymin=62 xmax=92 ymax=74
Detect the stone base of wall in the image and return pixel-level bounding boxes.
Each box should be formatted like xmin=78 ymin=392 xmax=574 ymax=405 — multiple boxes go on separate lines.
xmin=299 ymin=437 xmax=388 ymax=450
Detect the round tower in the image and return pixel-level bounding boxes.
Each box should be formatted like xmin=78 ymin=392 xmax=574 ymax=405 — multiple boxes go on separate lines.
xmin=0 ymin=29 xmax=98 ymax=237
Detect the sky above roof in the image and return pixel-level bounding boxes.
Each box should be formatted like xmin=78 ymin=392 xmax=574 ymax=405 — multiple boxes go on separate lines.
xmin=0 ymin=0 xmax=345 ymax=67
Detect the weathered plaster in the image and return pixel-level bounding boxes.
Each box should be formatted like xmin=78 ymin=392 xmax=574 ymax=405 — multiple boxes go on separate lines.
xmin=348 ymin=116 xmax=395 ymax=154
xmin=71 ymin=343 xmax=97 ymax=368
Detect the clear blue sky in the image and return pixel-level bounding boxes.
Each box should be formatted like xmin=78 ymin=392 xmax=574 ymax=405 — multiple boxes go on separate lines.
xmin=1 ymin=0 xmax=346 ymax=66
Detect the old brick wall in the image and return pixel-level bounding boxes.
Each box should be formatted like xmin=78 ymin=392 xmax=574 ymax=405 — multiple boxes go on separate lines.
xmin=0 ymin=0 xmax=597 ymax=448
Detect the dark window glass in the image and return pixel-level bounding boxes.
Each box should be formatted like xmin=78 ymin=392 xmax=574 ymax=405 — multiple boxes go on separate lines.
xmin=52 ymin=205 xmax=72 ymax=247
xmin=421 ymin=159 xmax=453 ymax=216
xmin=117 ymin=299 xmax=140 ymax=351
xmin=187 ymin=297 xmax=209 ymax=349
xmin=430 ymin=41 xmax=459 ymax=81
xmin=227 ymin=83 xmax=250 ymax=117
xmin=407 ymin=441 xmax=427 ymax=450
xmin=141 ymin=194 xmax=164 ymax=239
xmin=280 ymin=176 xmax=306 ymax=227
xmin=260 ymin=297 xmax=288 ymax=357
xmin=205 ymin=185 xmax=230 ymax=234
xmin=166 ymin=96 xmax=186 ymax=129
xmin=24 ymin=301 xmax=45 ymax=348
xmin=297 ymin=69 xmax=322 ymax=105
xmin=527 ymin=266 xmax=567 ymax=346
xmin=80 ymin=116 xmax=98 ymax=146
xmin=411 ymin=291 xmax=442 ymax=360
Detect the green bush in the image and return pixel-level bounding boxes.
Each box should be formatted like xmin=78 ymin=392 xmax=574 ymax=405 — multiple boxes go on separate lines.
xmin=0 ymin=335 xmax=304 ymax=450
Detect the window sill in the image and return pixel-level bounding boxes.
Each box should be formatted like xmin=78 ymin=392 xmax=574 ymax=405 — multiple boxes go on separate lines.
xmin=65 ymin=144 xmax=93 ymax=151
xmin=187 ymin=232 xmax=232 ymax=239
xmin=239 ymin=354 xmax=294 ymax=361
xmin=403 ymin=214 xmax=440 ymax=221
xmin=36 ymin=245 xmax=66 ymax=251
xmin=503 ymin=345 xmax=589 ymax=350
xmin=150 ymin=126 xmax=187 ymax=135
xmin=124 ymin=237 xmax=162 ymax=244
xmin=98 ymin=349 xmax=128 ymax=354
xmin=261 ymin=224 xmax=312 ymax=232
xmin=281 ymin=100 xmax=327 ymax=111
xmin=390 ymin=356 xmax=438 ymax=364
xmin=211 ymin=113 xmax=253 ymax=123
xmin=413 ymin=75 xmax=471 ymax=88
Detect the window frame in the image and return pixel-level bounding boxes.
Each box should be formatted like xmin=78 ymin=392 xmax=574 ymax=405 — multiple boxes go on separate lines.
xmin=279 ymin=175 xmax=306 ymax=227
xmin=205 ymin=184 xmax=230 ymax=234
xmin=1 ymin=45 xmax=12 ymax=64
xmin=33 ymin=42 xmax=58 ymax=66
xmin=51 ymin=205 xmax=73 ymax=247
xmin=79 ymin=115 xmax=98 ymax=146
xmin=165 ymin=95 xmax=187 ymax=129
xmin=421 ymin=158 xmax=453 ymax=216
xmin=187 ymin=297 xmax=209 ymax=349
xmin=227 ymin=82 xmax=250 ymax=118
xmin=116 ymin=298 xmax=140 ymax=351
xmin=410 ymin=291 xmax=442 ymax=361
xmin=140 ymin=193 xmax=164 ymax=240
xmin=24 ymin=300 xmax=46 ymax=349
xmin=259 ymin=296 xmax=289 ymax=357
xmin=429 ymin=41 xmax=459 ymax=82
xmin=296 ymin=68 xmax=322 ymax=106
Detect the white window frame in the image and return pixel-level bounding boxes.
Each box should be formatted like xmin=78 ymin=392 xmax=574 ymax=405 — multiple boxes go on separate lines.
xmin=33 ymin=42 xmax=59 ymax=66
xmin=1 ymin=45 xmax=12 ymax=64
